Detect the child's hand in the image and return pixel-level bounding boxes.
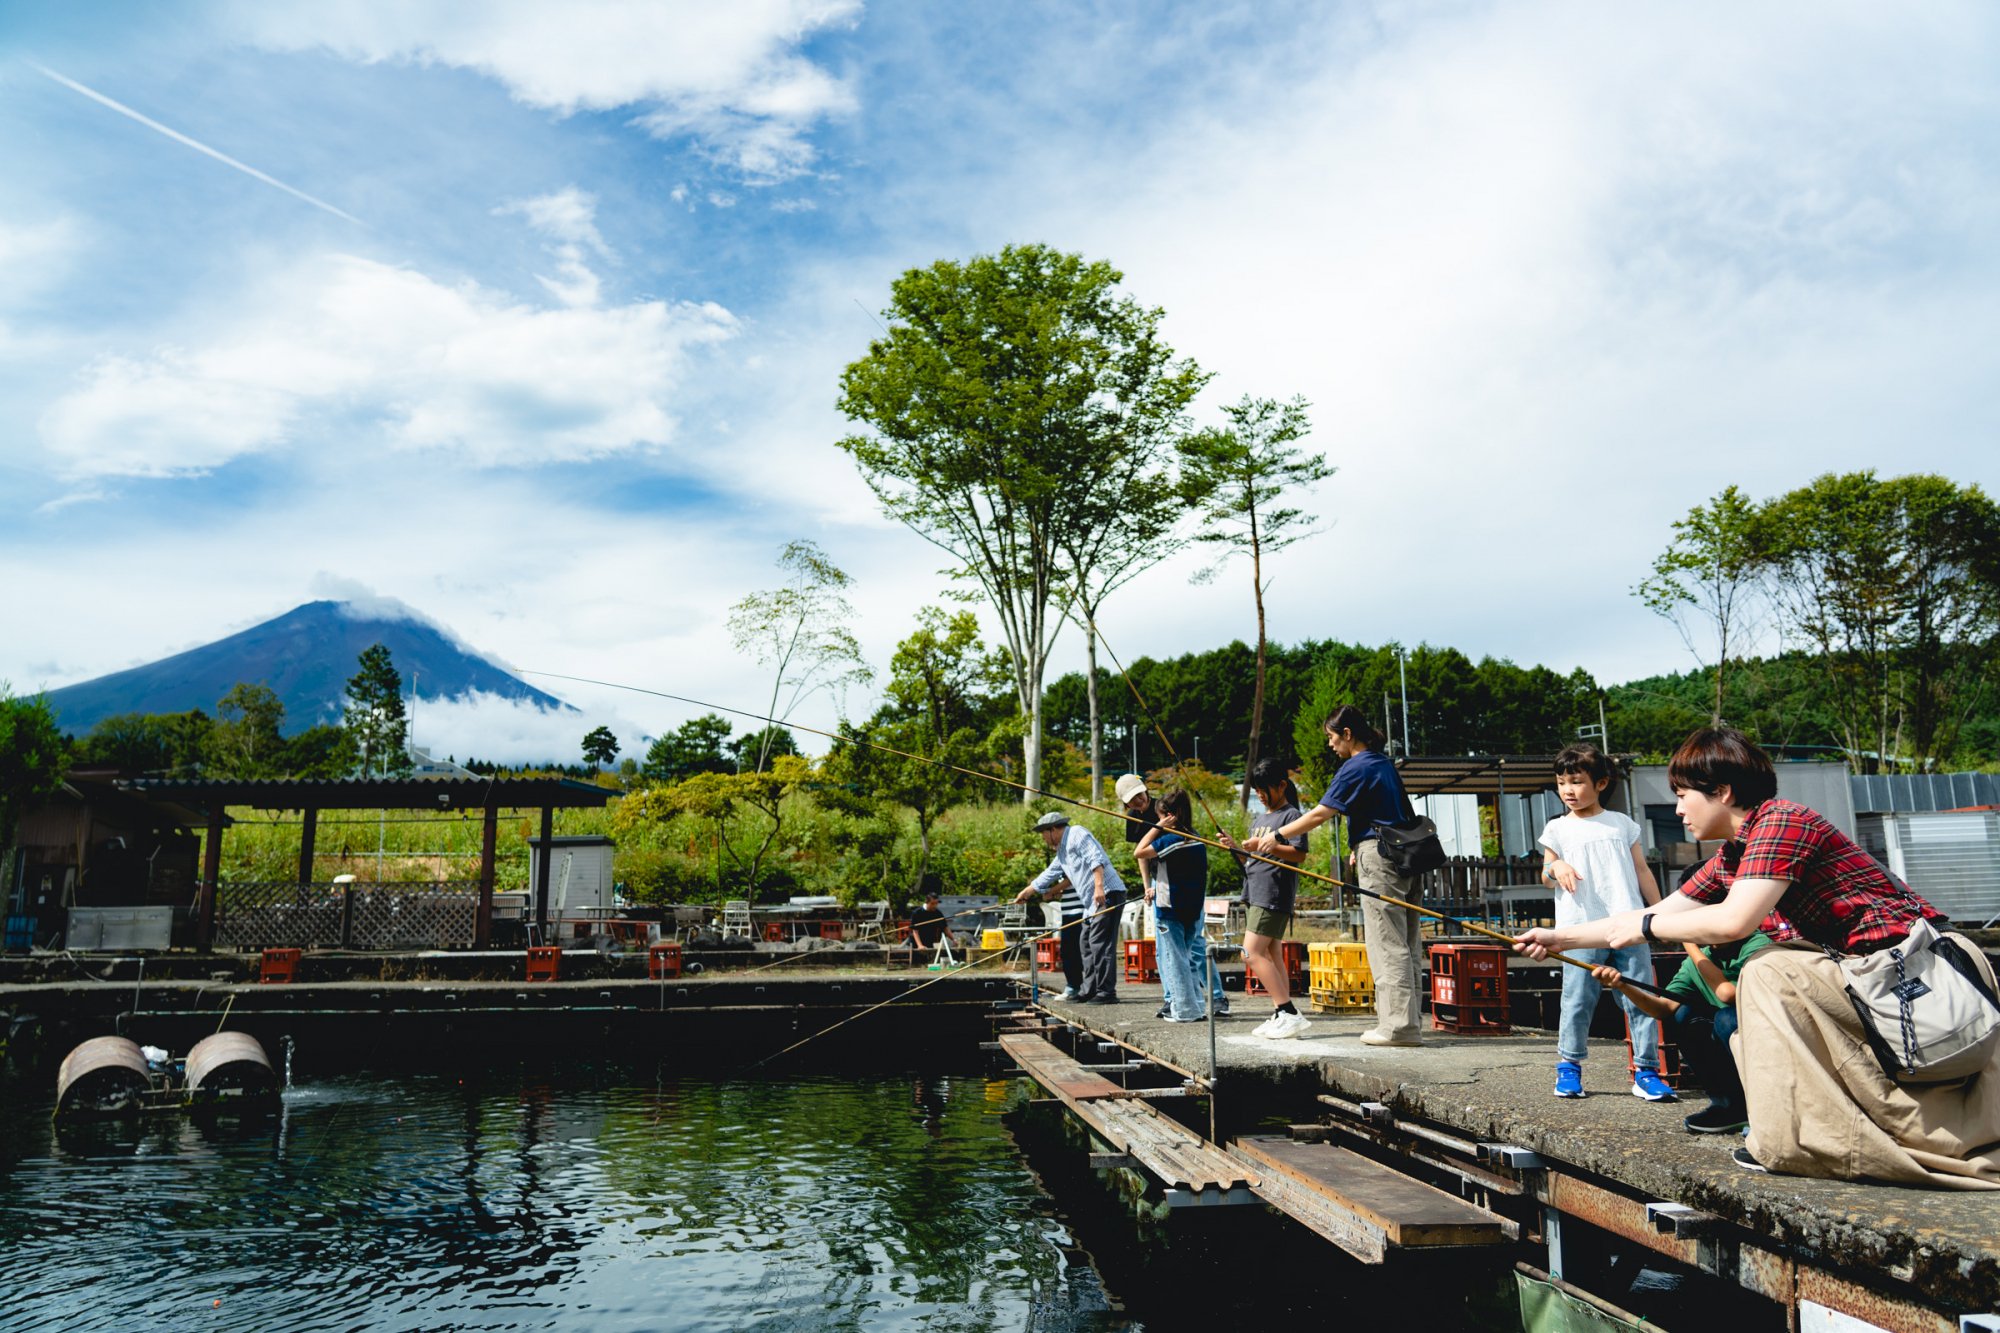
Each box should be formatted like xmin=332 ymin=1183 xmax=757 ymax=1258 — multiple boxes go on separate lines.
xmin=1218 ymin=832 xmax=1238 ymax=851
xmin=1546 ymin=857 xmax=1581 ymax=893
xmin=1591 ymin=964 xmax=1624 ymax=989
xmin=1158 ymin=812 xmax=1180 ymax=830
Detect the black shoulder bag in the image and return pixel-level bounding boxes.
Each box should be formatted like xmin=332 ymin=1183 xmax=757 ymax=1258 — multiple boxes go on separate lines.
xmin=1375 ymin=791 xmax=1447 ymax=878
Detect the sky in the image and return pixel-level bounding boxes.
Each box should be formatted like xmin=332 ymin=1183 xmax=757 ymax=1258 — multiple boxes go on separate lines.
xmin=3 ymin=1 xmax=1998 ymax=763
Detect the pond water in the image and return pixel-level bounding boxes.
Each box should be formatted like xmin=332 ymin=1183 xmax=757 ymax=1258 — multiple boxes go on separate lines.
xmin=0 ymin=1062 xmax=1514 ymax=1331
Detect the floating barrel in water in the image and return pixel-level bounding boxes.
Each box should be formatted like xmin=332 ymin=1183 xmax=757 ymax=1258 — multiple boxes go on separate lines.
xmin=55 ymin=1036 xmax=151 ymax=1118
xmin=184 ymin=1032 xmax=278 ymax=1107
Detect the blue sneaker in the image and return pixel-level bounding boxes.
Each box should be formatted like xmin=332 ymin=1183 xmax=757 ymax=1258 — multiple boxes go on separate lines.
xmin=1631 ymin=1069 xmax=1678 ymax=1103
xmin=1553 ymin=1061 xmax=1584 ymax=1098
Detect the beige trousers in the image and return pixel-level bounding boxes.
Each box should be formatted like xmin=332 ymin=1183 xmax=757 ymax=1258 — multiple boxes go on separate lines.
xmin=1735 ymin=935 xmax=2000 ymax=1189
xmin=1357 ymin=840 xmax=1424 ymax=1041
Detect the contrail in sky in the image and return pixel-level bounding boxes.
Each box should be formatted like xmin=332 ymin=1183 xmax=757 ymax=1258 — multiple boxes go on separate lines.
xmin=30 ymin=60 xmax=365 ymax=227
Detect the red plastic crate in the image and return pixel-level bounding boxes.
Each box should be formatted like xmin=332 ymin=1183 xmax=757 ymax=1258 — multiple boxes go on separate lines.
xmin=1428 ymin=942 xmax=1510 ymax=1033
xmin=1124 ymin=938 xmax=1158 ymax=981
xmin=1035 ymin=936 xmax=1059 ymax=970
xmin=259 ymin=947 xmax=300 ymax=984
xmin=1245 ymin=941 xmax=1310 ymax=995
xmin=525 ymin=946 xmax=562 ymax=982
xmin=648 ymin=941 xmax=683 ymax=979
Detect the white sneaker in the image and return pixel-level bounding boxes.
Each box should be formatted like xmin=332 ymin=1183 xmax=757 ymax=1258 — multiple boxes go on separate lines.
xmin=1265 ymin=1010 xmax=1313 ymax=1041
xmin=1250 ymin=1012 xmax=1284 ymax=1038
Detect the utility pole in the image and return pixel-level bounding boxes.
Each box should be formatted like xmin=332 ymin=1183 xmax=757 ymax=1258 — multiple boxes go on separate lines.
xmin=1398 ymin=646 xmax=1412 ymax=758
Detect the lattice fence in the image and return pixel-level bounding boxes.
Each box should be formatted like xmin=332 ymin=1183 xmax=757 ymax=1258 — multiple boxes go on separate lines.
xmin=215 ymin=881 xmax=477 ymax=951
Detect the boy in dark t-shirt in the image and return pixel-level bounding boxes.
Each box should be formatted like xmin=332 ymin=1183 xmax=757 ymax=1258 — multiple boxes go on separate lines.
xmin=1593 ymin=930 xmax=1773 ymax=1134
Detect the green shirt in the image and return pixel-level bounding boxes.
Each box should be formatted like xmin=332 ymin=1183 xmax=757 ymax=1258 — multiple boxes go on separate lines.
xmin=1663 ymin=931 xmax=1774 ymax=1011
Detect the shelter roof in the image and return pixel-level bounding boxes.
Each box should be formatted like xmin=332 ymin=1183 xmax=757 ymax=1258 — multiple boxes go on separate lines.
xmin=115 ymin=776 xmax=616 ymax=814
xmin=1393 ymin=755 xmax=1627 ymax=798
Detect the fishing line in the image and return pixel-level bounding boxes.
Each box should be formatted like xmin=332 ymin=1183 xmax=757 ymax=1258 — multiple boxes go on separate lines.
xmin=519 ymin=668 xmax=1664 ymax=998
xmin=1084 ymin=613 xmax=1230 ymax=835
xmin=743 ymin=898 xmax=1127 ymax=1072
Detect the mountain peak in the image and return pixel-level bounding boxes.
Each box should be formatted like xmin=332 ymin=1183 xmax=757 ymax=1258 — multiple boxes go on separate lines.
xmin=44 ymin=600 xmax=570 ymax=735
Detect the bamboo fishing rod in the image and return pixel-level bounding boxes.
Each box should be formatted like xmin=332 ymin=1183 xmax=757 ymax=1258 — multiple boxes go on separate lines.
xmin=519 ymin=668 xmax=1662 ymax=994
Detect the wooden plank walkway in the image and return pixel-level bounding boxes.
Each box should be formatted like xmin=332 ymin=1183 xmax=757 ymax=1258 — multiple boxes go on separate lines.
xmin=1229 ymin=1135 xmax=1512 ymax=1263
xmin=998 ymin=1031 xmax=1255 ymax=1198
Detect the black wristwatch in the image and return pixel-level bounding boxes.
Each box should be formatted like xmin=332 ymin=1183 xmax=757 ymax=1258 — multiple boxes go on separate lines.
xmin=1640 ymin=913 xmax=1658 ymax=943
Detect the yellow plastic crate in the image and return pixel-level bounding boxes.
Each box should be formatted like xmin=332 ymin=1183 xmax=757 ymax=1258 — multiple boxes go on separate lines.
xmin=1308 ymin=941 xmax=1371 ymax=996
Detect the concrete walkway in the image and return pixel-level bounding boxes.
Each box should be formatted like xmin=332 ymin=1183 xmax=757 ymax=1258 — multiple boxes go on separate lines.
xmin=1033 ymin=982 xmax=2000 ymax=1315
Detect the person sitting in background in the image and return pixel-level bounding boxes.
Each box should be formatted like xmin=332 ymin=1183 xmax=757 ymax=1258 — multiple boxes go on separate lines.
xmin=909 ymin=882 xmax=957 ymax=952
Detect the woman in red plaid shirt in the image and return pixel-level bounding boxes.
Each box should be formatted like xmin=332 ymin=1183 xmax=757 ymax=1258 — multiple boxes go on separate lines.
xmin=1517 ymin=727 xmax=2000 ymax=1188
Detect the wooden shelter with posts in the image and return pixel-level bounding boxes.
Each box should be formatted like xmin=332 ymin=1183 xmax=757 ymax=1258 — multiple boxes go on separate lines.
xmin=11 ymin=775 xmax=616 ymax=952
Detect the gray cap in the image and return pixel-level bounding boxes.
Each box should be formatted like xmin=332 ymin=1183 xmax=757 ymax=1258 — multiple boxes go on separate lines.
xmin=1033 ymin=810 xmax=1070 ymax=830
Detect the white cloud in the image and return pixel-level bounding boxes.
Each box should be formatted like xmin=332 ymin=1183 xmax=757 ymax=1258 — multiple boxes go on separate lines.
xmin=37 ymin=252 xmax=738 ymax=479
xmin=496 ymin=187 xmax=612 ymax=307
xmin=229 ymin=0 xmax=860 ymax=179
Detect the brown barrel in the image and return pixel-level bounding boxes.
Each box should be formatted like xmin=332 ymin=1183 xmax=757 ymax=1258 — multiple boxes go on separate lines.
xmin=184 ymin=1032 xmax=278 ymax=1105
xmin=54 ymin=1036 xmax=150 ymax=1118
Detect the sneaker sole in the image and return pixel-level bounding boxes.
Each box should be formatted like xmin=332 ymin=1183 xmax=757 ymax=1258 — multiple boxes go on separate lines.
xmin=1553 ymin=1088 xmax=1585 ymax=1099
xmin=1631 ymin=1085 xmax=1677 ymax=1103
xmin=1686 ymin=1118 xmax=1750 ymax=1135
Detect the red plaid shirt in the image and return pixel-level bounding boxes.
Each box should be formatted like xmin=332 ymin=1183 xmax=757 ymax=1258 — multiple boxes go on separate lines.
xmin=1677 ymin=799 xmax=1946 ymax=952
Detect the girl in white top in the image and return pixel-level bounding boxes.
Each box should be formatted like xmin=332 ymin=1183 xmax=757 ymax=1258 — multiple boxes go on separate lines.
xmin=1538 ymin=744 xmax=1671 ymax=1102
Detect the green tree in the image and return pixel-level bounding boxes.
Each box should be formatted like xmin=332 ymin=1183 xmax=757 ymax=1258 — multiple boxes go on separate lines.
xmin=73 ymin=709 xmax=210 ymax=776
xmin=643 ymin=714 xmax=734 ymax=782
xmin=283 ymin=724 xmax=359 ymax=779
xmin=1635 ymin=484 xmax=1766 ymax=724
xmin=343 ymin=643 xmax=411 ymax=778
xmin=0 ymin=687 xmax=67 ymax=861
xmin=1890 ymin=475 xmax=2000 ymax=765
xmin=207 ymin=682 xmax=287 ymax=778
xmin=824 ymin=606 xmax=1012 ymax=893
xmin=729 ymin=726 xmax=800 ymax=770
xmin=728 ymin=539 xmax=871 ymax=773
xmin=837 ymin=243 xmax=1206 ymax=801
xmin=582 ymin=725 xmax=619 ymax=769
xmin=1179 ymin=395 xmax=1333 ymax=805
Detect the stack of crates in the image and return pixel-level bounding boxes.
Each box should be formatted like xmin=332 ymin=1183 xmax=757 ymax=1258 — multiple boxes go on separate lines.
xmin=1245 ymin=939 xmax=1310 ymax=995
xmin=1308 ymin=941 xmax=1373 ymax=1014
xmin=1429 ymin=942 xmax=1510 ymax=1034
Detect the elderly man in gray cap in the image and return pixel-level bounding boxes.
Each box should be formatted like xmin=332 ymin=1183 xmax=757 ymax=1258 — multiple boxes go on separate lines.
xmin=1015 ymin=810 xmax=1127 ymax=1004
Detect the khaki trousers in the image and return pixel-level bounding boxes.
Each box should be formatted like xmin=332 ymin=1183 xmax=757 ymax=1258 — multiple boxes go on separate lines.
xmin=1357 ymin=840 xmax=1424 ymax=1041
xmin=1736 ymin=935 xmax=2000 ymax=1189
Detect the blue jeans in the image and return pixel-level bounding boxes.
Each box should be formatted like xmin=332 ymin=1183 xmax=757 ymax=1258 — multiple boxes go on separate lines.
xmin=1154 ymin=909 xmax=1226 ymax=1017
xmin=1558 ymin=943 xmax=1661 ymax=1071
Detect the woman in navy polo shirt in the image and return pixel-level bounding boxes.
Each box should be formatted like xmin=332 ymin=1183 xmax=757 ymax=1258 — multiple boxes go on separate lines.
xmin=1247 ymin=705 xmax=1424 ymax=1047
xmin=1518 ymin=727 xmax=2000 ymax=1187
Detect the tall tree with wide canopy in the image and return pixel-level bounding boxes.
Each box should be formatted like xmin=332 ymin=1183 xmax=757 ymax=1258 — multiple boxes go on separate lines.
xmin=838 ymin=244 xmax=1206 ymax=801
xmin=1179 ymin=395 xmax=1332 ymax=807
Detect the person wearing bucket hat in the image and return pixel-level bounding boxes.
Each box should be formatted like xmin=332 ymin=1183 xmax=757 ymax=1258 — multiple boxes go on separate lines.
xmin=1016 ymin=809 xmax=1127 ymax=1003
